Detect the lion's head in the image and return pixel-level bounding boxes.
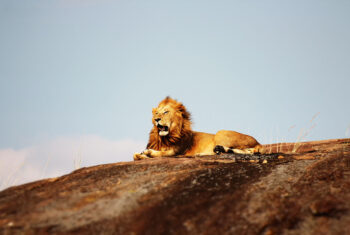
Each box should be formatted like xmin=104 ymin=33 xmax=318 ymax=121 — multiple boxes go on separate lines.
xmin=147 ymin=97 xmax=193 ymax=151
xmin=152 ymin=96 xmax=191 ymax=137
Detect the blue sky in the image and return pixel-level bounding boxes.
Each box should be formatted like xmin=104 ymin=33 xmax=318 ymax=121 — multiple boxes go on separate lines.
xmin=1 ymin=0 xmax=350 ymax=188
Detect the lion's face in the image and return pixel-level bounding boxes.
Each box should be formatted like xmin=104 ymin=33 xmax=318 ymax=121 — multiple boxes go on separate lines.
xmin=152 ymin=97 xmax=190 ymax=137
xmin=152 ymin=104 xmax=179 ymax=136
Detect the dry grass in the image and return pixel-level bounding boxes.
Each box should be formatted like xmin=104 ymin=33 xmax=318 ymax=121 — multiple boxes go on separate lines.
xmin=346 ymin=125 xmax=350 ymax=138
xmin=292 ymin=112 xmax=319 ymax=153
xmin=261 ymin=113 xmax=320 ymax=154
xmin=0 ymin=160 xmax=25 ymax=189
xmin=74 ymin=144 xmax=83 ymax=170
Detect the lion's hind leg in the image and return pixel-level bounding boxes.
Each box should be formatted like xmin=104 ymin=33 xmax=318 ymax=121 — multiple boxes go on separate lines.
xmin=214 ymin=145 xmax=258 ymax=155
xmin=214 ymin=130 xmax=261 ymax=155
xmin=231 ymin=148 xmax=256 ymax=155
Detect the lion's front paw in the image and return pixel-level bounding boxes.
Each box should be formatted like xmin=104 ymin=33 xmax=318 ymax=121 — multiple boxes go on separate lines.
xmin=142 ymin=149 xmax=157 ymax=157
xmin=133 ymin=152 xmax=150 ymax=161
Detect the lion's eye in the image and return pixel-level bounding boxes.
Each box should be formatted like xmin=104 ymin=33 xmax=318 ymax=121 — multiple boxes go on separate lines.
xmin=164 ymin=111 xmax=169 ymax=114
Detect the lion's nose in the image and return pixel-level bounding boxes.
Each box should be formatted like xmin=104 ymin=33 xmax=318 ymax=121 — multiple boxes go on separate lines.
xmin=155 ymin=118 xmax=161 ymax=122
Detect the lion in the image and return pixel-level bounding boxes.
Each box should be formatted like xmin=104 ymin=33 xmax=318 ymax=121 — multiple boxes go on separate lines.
xmin=133 ymin=97 xmax=262 ymax=160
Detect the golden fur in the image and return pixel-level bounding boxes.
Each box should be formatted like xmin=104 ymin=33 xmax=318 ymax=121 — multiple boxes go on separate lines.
xmin=133 ymin=97 xmax=261 ymax=160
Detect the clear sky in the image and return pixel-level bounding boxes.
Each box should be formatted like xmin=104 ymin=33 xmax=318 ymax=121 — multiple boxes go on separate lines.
xmin=1 ymin=0 xmax=350 ymax=189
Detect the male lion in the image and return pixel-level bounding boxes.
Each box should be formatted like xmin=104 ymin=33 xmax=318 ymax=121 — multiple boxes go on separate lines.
xmin=133 ymin=97 xmax=261 ymax=160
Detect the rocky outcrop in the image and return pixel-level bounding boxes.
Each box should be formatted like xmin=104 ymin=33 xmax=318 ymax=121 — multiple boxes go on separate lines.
xmin=0 ymin=139 xmax=349 ymax=234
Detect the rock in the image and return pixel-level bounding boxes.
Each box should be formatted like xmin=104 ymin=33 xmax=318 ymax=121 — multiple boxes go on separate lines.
xmin=0 ymin=138 xmax=349 ymax=234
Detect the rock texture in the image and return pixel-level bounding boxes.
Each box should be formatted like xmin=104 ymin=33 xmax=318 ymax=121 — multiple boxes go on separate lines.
xmin=0 ymin=139 xmax=349 ymax=234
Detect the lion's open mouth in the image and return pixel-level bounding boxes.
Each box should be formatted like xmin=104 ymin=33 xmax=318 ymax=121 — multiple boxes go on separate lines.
xmin=157 ymin=124 xmax=169 ymax=136
xmin=157 ymin=124 xmax=169 ymax=132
